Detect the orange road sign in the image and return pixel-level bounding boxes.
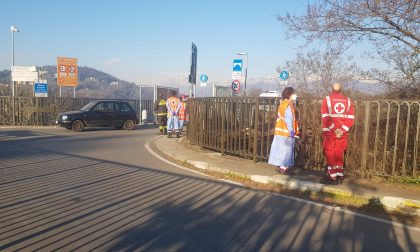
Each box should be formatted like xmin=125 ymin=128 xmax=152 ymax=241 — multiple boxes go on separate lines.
xmin=57 ymin=57 xmax=78 ymax=86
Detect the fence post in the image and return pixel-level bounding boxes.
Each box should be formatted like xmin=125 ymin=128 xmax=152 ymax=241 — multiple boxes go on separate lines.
xmin=360 ymin=101 xmax=370 ymax=178
xmin=221 ymin=99 xmax=225 ymax=156
xmin=12 ymin=97 xmax=16 ymax=125
xmin=253 ymin=98 xmax=259 ymax=162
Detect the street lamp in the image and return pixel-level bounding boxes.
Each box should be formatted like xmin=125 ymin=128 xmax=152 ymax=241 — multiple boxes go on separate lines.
xmin=11 ymin=26 xmax=20 ymax=66
xmin=11 ymin=25 xmax=20 ymax=97
xmin=237 ymin=52 xmax=248 ymax=95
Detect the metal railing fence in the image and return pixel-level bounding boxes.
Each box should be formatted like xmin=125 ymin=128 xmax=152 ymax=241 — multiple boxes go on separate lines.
xmin=187 ymin=97 xmax=420 ymax=179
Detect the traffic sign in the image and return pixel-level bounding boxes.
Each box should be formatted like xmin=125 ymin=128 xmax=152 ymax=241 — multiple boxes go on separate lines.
xmin=232 ymin=59 xmax=243 ymax=72
xmin=200 ymin=74 xmax=208 ymax=83
xmin=232 ymin=71 xmax=242 ymax=80
xmin=57 ymin=57 xmax=78 ymax=86
xmin=34 ymin=83 xmax=48 ymax=97
xmin=231 ymin=80 xmax=241 ymax=93
xmin=11 ymin=66 xmax=38 ymax=82
xmin=280 ymin=70 xmax=289 ymax=80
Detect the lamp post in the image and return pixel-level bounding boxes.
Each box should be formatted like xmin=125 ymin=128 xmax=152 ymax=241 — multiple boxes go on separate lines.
xmin=237 ymin=52 xmax=248 ymax=95
xmin=10 ymin=25 xmax=20 ymax=97
xmin=11 ymin=26 xmax=20 ymax=66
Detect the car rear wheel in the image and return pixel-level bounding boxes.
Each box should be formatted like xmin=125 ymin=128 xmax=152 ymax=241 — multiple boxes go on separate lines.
xmin=72 ymin=120 xmax=85 ymax=132
xmin=123 ymin=119 xmax=135 ymax=130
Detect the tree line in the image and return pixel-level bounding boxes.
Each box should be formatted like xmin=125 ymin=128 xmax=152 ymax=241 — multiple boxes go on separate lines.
xmin=276 ymin=0 xmax=419 ymax=99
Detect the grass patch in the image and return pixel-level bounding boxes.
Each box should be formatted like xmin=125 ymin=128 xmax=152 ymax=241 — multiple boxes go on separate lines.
xmin=386 ymin=176 xmax=420 ymax=185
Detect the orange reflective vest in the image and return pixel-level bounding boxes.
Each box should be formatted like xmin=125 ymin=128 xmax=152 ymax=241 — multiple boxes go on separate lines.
xmin=275 ymin=99 xmax=299 ymax=137
xmin=179 ymin=101 xmax=187 ymax=120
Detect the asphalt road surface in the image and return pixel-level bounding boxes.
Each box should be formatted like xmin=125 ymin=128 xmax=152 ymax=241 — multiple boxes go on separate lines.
xmin=1 ymin=127 xmax=419 ymax=251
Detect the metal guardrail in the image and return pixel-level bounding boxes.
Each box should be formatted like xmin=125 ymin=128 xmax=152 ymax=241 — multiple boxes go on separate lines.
xmin=187 ymin=97 xmax=420 ymax=179
xmin=0 ymin=96 xmax=141 ymax=126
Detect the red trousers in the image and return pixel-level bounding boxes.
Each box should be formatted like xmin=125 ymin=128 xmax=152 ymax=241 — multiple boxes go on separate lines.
xmin=322 ymin=134 xmax=348 ymax=166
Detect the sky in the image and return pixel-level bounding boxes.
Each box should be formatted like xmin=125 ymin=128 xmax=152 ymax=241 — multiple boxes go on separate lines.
xmin=0 ymin=0 xmax=373 ymax=90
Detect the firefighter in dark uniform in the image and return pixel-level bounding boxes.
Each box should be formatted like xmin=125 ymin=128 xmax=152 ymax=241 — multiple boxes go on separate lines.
xmin=154 ymin=94 xmax=168 ymax=134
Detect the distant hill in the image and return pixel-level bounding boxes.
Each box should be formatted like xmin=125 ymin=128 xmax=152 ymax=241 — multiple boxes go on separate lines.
xmin=0 ymin=66 xmax=140 ymax=99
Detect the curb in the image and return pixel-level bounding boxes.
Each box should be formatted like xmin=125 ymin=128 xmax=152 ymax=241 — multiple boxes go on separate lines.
xmin=179 ymin=157 xmax=420 ymax=216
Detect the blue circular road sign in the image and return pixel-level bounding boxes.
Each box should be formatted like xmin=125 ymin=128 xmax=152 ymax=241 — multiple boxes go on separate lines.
xmin=280 ymin=71 xmax=289 ymax=80
xmin=200 ymin=74 xmax=208 ymax=83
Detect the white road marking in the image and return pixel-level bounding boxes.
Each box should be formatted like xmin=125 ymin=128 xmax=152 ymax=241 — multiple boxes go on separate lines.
xmin=145 ymin=136 xmax=210 ymax=178
xmin=145 ymin=136 xmax=420 ymax=233
xmin=144 ymin=136 xmax=244 ymax=187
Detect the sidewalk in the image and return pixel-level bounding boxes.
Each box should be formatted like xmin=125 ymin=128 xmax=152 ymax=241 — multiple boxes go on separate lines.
xmin=151 ymin=135 xmax=420 ymax=215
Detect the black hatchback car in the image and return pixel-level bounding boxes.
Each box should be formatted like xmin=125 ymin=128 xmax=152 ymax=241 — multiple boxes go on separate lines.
xmin=56 ymin=100 xmax=139 ymax=132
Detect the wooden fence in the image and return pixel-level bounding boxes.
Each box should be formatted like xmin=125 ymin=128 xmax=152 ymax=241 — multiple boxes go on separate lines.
xmin=187 ymin=97 xmax=420 ymax=179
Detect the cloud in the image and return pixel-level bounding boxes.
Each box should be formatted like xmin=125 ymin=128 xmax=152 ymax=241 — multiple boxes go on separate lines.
xmin=103 ymin=57 xmax=121 ymax=67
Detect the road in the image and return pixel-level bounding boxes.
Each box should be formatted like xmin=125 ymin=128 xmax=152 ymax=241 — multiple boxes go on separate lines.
xmin=1 ymin=127 xmax=419 ymax=251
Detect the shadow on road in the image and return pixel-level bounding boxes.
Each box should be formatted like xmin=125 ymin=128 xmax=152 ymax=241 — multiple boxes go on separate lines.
xmin=0 ymin=136 xmax=418 ymax=251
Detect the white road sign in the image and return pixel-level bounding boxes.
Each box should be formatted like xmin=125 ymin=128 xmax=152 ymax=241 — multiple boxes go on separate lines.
xmin=11 ymin=66 xmax=38 ymax=82
xmin=232 ymin=71 xmax=242 ymax=80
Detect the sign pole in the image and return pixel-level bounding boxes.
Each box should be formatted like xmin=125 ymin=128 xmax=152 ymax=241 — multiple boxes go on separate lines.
xmin=189 ymin=83 xmax=193 ymax=98
xmin=11 ymin=29 xmax=14 ymax=96
xmin=73 ymin=86 xmax=76 ymax=98
xmin=59 ymin=86 xmax=62 ymax=97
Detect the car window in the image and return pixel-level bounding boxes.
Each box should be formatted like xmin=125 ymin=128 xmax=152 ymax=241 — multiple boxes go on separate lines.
xmin=117 ymin=103 xmax=132 ymax=113
xmin=92 ymin=102 xmax=114 ymax=113
xmin=80 ymin=101 xmax=97 ymax=111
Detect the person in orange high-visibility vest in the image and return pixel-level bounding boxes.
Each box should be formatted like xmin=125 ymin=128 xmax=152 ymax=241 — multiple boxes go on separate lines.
xmin=166 ymin=90 xmax=181 ymax=138
xmin=178 ymin=95 xmax=187 ymax=135
xmin=268 ymin=87 xmax=299 ymax=174
xmin=321 ymin=82 xmax=355 ymax=184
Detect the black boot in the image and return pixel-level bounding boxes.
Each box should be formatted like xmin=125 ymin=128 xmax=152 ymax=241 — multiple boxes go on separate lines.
xmin=167 ymin=131 xmax=172 ymax=138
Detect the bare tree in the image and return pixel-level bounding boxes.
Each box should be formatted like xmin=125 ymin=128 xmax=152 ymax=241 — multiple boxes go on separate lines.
xmin=277 ymin=0 xmax=420 ymax=95
xmin=367 ymin=46 xmax=420 ymax=98
xmin=247 ymin=87 xmax=264 ymax=97
xmin=277 ymin=46 xmax=359 ymax=97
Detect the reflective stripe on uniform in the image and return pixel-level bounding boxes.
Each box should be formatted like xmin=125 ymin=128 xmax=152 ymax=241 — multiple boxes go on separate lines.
xmin=323 ymin=123 xmax=334 ymax=131
xmin=276 ymin=112 xmax=286 ymax=121
xmin=275 ymin=127 xmax=289 ymax=133
xmin=324 ymin=114 xmax=354 ymax=119
xmin=157 ymin=113 xmax=168 ymax=116
xmin=326 ymin=96 xmax=332 ymax=114
xmin=347 ymin=98 xmax=350 ymax=112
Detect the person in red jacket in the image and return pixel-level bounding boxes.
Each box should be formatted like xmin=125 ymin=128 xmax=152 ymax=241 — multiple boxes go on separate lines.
xmin=321 ymin=82 xmax=355 ymax=183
